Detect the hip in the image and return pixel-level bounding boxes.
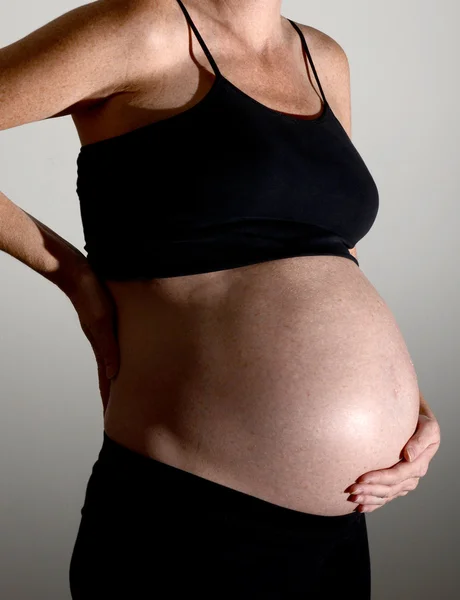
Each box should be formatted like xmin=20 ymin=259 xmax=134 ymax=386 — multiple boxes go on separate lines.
xmin=69 ymin=431 xmax=371 ymax=598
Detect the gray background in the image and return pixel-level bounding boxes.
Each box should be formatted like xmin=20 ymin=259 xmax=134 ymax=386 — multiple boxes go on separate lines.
xmin=0 ymin=1 xmax=458 ymax=598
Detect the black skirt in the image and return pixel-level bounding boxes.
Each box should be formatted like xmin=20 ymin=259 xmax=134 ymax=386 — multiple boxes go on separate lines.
xmin=69 ymin=431 xmax=371 ymax=598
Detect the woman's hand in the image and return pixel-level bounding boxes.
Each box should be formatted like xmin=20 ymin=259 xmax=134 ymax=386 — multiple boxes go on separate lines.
xmin=345 ymin=406 xmax=441 ymax=513
xmin=67 ymin=266 xmax=120 ymax=415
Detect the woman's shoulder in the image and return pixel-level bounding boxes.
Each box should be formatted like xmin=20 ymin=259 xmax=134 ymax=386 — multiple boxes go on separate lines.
xmin=290 ymin=20 xmax=352 ymax=135
xmin=290 ymin=20 xmax=350 ymax=66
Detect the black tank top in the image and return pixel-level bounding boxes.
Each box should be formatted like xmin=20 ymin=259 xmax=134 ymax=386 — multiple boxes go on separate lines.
xmin=76 ymin=0 xmax=379 ymax=279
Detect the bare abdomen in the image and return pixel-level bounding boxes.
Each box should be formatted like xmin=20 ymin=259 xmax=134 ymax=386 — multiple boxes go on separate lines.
xmin=104 ymin=256 xmax=420 ymax=516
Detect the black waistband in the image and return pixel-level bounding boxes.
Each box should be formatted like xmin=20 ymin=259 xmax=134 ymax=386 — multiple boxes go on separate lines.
xmin=93 ymin=430 xmax=361 ymax=536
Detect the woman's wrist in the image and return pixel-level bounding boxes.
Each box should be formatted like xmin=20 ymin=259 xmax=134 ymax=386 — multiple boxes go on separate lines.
xmin=46 ymin=247 xmax=93 ymax=299
xmin=0 ymin=192 xmax=93 ymax=297
xmin=22 ymin=210 xmax=92 ymax=298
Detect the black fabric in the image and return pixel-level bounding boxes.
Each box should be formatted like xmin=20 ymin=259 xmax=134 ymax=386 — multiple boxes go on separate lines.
xmin=69 ymin=431 xmax=371 ymax=598
xmin=76 ymin=0 xmax=379 ymax=279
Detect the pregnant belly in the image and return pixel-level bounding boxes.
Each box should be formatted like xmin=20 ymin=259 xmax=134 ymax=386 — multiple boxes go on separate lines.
xmin=104 ymin=256 xmax=420 ymax=516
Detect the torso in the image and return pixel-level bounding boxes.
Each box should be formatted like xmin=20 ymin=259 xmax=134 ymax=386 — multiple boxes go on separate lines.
xmin=72 ymin=0 xmax=420 ymax=516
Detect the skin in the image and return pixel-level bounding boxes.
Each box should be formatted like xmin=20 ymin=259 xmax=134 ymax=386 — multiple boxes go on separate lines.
xmin=348 ymin=393 xmax=440 ymax=512
xmin=0 ymin=0 xmax=440 ymax=516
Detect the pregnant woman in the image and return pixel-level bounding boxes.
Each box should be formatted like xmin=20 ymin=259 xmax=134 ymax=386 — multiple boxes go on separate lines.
xmin=0 ymin=0 xmax=441 ymax=597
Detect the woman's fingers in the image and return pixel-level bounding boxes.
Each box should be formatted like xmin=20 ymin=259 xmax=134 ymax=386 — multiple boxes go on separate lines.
xmin=345 ymin=482 xmax=391 ymax=498
xmin=67 ymin=268 xmax=120 ymax=414
xmin=87 ymin=312 xmax=119 ymax=379
xmin=69 ymin=269 xmax=120 ymax=379
xmin=347 ymin=477 xmax=420 ymax=508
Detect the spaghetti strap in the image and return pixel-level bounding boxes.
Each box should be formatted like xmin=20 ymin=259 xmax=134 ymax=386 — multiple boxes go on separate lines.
xmin=175 ymin=0 xmax=222 ymax=78
xmin=288 ymin=19 xmax=328 ymax=106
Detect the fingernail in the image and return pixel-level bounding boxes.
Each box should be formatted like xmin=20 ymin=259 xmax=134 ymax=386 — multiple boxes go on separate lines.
xmin=105 ymin=365 xmax=116 ymax=379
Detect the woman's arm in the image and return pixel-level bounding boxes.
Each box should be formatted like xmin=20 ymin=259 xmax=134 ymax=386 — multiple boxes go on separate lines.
xmin=0 ymin=189 xmax=121 ymax=411
xmin=0 ymin=0 xmax=148 ymax=291
xmin=0 ymin=0 xmax=143 ymax=130
xmin=0 ymin=0 xmax=151 ymax=408
xmin=0 ymin=191 xmax=89 ymax=296
xmin=0 ymin=187 xmax=120 ymax=413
